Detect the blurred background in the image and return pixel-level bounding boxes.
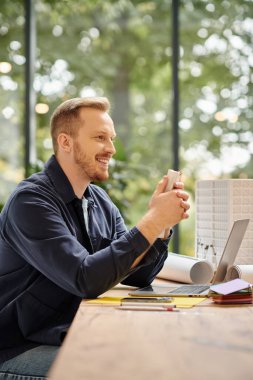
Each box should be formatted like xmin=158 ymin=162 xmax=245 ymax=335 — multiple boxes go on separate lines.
xmin=0 ymin=0 xmax=253 ymax=255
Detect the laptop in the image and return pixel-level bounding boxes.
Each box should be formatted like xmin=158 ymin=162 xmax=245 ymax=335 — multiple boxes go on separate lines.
xmin=129 ymin=219 xmax=250 ymax=297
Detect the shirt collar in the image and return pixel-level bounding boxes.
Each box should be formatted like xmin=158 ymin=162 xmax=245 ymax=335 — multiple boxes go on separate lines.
xmin=44 ymin=155 xmax=95 ymax=206
xmin=44 ymin=155 xmax=78 ymax=204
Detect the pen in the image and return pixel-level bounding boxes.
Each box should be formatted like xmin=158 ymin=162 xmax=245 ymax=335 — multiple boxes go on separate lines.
xmin=121 ymin=302 xmax=176 ymax=308
xmin=121 ymin=297 xmax=173 ymax=302
xmin=116 ymin=305 xmax=179 ymax=312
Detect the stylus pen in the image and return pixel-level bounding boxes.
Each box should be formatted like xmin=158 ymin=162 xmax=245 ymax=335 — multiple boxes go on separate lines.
xmin=121 ymin=302 xmax=176 ymax=308
xmin=121 ymin=297 xmax=173 ymax=302
xmin=116 ymin=306 xmax=179 ymax=312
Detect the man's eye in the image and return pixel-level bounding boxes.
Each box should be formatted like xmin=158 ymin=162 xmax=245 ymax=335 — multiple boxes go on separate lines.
xmin=96 ymin=136 xmax=105 ymax=141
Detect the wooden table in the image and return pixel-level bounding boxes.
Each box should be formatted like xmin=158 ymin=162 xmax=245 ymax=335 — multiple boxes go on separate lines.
xmin=48 ymin=283 xmax=253 ymax=380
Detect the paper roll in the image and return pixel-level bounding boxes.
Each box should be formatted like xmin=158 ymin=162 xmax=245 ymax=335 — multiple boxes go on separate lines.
xmin=157 ymin=253 xmax=214 ymax=284
xmin=226 ymin=265 xmax=253 ymax=283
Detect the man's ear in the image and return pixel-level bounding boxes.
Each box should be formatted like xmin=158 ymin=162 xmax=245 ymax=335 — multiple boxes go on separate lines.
xmin=57 ymin=133 xmax=73 ymax=153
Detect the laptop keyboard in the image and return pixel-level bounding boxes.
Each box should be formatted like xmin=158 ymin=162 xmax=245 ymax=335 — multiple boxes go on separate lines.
xmin=170 ymin=284 xmax=210 ymax=294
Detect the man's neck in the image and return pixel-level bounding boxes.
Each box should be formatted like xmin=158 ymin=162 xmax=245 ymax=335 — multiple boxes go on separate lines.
xmin=56 ymin=155 xmax=90 ymax=199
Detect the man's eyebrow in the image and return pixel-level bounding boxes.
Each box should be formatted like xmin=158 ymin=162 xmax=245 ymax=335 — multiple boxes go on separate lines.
xmin=92 ymin=129 xmax=116 ymax=138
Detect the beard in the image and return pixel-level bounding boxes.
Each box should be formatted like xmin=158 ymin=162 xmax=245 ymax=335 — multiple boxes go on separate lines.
xmin=73 ymin=140 xmax=109 ymax=182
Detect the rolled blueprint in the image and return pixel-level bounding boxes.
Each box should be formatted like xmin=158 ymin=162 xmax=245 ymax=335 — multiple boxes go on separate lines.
xmin=226 ymin=265 xmax=253 ymax=283
xmin=157 ymin=252 xmax=214 ymax=284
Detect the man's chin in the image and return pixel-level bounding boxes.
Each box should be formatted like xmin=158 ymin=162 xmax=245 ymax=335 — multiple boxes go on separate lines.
xmin=92 ymin=172 xmax=109 ymax=182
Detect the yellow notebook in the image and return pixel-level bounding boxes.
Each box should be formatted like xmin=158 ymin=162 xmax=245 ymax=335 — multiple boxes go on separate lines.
xmin=85 ymin=296 xmax=206 ymax=308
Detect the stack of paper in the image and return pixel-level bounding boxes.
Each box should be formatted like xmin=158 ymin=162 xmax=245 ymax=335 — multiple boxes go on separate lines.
xmin=209 ymin=279 xmax=253 ymax=304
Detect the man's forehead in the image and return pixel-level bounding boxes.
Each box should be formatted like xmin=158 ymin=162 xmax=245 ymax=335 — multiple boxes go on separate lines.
xmin=78 ymin=108 xmax=115 ymax=134
xmin=79 ymin=107 xmax=112 ymax=122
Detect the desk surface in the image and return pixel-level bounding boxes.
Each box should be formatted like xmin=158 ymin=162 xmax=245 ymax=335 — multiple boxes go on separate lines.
xmin=48 ymin=283 xmax=253 ymax=380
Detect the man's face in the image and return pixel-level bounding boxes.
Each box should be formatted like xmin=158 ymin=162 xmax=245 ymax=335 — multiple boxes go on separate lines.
xmin=73 ymin=107 xmax=116 ymax=182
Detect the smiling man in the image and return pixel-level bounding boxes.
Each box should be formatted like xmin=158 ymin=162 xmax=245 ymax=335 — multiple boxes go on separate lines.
xmin=0 ymin=97 xmax=190 ymax=379
xmin=52 ymin=99 xmax=117 ymax=197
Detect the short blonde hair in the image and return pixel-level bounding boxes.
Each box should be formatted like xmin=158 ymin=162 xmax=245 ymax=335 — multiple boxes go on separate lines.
xmin=50 ymin=97 xmax=110 ymax=153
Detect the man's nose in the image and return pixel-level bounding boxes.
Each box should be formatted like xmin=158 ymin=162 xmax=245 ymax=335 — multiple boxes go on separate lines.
xmin=105 ymin=139 xmax=116 ymax=155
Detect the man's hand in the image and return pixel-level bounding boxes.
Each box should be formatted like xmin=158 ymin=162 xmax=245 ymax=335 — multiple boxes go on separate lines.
xmin=137 ymin=175 xmax=190 ymax=245
xmin=149 ymin=175 xmax=190 ymax=220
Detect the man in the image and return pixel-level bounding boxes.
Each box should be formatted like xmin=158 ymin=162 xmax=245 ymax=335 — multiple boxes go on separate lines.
xmin=0 ymin=97 xmax=190 ymax=379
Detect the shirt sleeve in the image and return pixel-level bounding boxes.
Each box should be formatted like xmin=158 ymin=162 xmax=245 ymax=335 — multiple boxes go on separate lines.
xmin=121 ymin=234 xmax=171 ymax=287
xmin=3 ymin=189 xmax=155 ymax=298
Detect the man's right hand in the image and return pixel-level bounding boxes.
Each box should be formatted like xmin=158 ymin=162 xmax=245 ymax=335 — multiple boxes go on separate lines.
xmin=136 ymin=175 xmax=190 ymax=245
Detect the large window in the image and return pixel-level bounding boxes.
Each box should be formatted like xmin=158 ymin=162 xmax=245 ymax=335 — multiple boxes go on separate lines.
xmin=0 ymin=1 xmax=25 ymax=205
xmin=35 ymin=0 xmax=174 ymax=224
xmin=180 ymin=0 xmax=253 ymax=180
xmin=1 ymin=0 xmax=252 ymax=254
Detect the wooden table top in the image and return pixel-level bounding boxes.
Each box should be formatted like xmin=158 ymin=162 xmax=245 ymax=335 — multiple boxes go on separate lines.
xmin=48 ymin=283 xmax=253 ymax=380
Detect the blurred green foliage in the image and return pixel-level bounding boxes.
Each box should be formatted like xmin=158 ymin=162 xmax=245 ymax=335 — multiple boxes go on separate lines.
xmin=1 ymin=0 xmax=253 ymax=254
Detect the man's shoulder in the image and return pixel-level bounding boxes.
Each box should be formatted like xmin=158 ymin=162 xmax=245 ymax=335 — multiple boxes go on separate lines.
xmin=15 ymin=172 xmax=54 ymax=197
xmin=3 ymin=172 xmax=57 ymax=213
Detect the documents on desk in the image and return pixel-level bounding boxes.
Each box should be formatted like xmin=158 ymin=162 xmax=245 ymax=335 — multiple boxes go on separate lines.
xmin=85 ymin=295 xmax=207 ymax=308
xmin=157 ymin=252 xmax=214 ymax=284
xmin=226 ymin=264 xmax=253 ymax=283
xmin=209 ymin=278 xmax=253 ymax=305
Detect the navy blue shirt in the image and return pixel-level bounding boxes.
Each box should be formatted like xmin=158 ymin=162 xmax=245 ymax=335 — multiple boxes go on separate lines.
xmin=0 ymin=155 xmax=169 ymax=363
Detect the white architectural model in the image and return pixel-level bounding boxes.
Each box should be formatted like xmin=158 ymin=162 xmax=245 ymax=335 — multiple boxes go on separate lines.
xmin=195 ymin=179 xmax=253 ymax=267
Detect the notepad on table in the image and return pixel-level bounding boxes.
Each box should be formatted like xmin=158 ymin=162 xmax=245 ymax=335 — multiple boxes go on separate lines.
xmin=84 ymin=296 xmax=207 ymax=308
